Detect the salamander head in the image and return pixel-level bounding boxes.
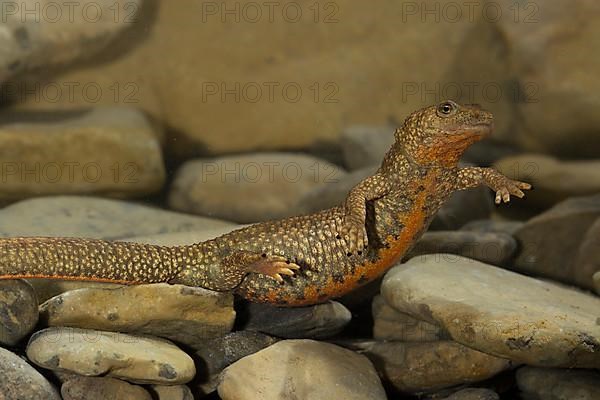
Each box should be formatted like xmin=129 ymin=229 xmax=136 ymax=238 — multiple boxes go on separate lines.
xmin=396 ymin=100 xmax=494 ymax=167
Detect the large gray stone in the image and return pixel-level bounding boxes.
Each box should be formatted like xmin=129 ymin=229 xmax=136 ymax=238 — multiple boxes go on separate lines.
xmin=218 ymin=340 xmax=386 ymax=400
xmin=572 ymin=217 xmax=600 ymax=290
xmin=0 ymin=0 xmax=142 ymax=82
xmin=495 ymin=154 xmax=600 ymax=208
xmin=0 ymin=346 xmax=60 ymax=400
xmin=27 ymin=327 xmax=196 ymax=384
xmin=516 ymin=366 xmax=600 ymax=400
xmin=341 ymin=125 xmax=394 ymax=170
xmin=513 ymin=194 xmax=600 ymax=289
xmin=372 ymin=295 xmax=448 ymax=342
xmin=382 ymin=255 xmax=600 ymax=368
xmin=346 ymin=340 xmax=511 ymax=394
xmin=442 ymin=388 xmax=500 ymax=400
xmin=406 ymin=231 xmax=517 ymax=266
xmin=240 ymin=301 xmax=351 ymax=339
xmin=168 ymin=153 xmax=346 ymax=223
xmin=0 ymin=196 xmax=233 ymax=239
xmin=193 ymin=331 xmax=279 ymax=395
xmin=0 ymin=279 xmax=38 ymax=346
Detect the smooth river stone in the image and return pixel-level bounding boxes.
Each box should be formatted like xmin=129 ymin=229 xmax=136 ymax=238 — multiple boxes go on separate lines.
xmin=516 ymin=366 xmax=600 ymax=400
xmin=0 ymin=346 xmax=60 ymax=400
xmin=0 ymin=279 xmax=38 ymax=346
xmin=382 ymin=255 xmax=600 ymax=368
xmin=61 ymin=376 xmax=152 ymax=400
xmin=39 ymin=283 xmax=235 ymax=350
xmin=26 ymin=327 xmax=196 ymax=384
xmin=218 ymin=339 xmax=386 ymax=400
xmin=345 ymin=340 xmax=511 ymax=394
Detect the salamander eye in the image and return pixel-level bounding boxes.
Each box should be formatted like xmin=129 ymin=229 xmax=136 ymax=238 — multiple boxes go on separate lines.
xmin=437 ymin=101 xmax=456 ymax=116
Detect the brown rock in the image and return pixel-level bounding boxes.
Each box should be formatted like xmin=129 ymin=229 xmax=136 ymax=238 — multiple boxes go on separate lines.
xmin=347 ymin=340 xmax=511 ymax=394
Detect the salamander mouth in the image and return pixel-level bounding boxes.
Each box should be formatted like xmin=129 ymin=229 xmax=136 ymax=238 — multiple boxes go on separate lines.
xmin=460 ymin=120 xmax=494 ymax=137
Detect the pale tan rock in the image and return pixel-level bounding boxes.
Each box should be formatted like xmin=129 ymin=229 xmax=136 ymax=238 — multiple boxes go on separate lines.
xmin=0 ymin=196 xmax=232 ymax=239
xmin=61 ymin=376 xmax=152 ymax=400
xmin=0 ymin=108 xmax=164 ymax=200
xmin=169 ymin=153 xmax=346 ymax=223
xmin=218 ymin=339 xmax=386 ymax=400
xmin=382 ymin=255 xmax=600 ymax=368
xmin=39 ymin=284 xmax=235 ymax=349
xmin=348 ymin=340 xmax=511 ymax=394
xmin=27 ymin=327 xmax=196 ymax=384
xmin=372 ymin=295 xmax=447 ymax=342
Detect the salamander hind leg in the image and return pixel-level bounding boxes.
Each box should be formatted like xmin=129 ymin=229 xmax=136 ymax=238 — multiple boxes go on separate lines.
xmin=249 ymin=254 xmax=300 ymax=283
xmin=192 ymin=250 xmax=300 ymax=291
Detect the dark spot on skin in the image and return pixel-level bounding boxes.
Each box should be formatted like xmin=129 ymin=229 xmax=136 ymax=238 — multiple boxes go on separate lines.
xmin=45 ymin=355 xmax=60 ymax=368
xmin=332 ymin=272 xmax=345 ymax=283
xmin=336 ymin=235 xmax=341 ymax=240
xmin=357 ymin=250 xmax=362 ymax=255
xmin=158 ymin=364 xmax=177 ymax=379
xmin=107 ymin=313 xmax=118 ymax=321
xmin=417 ymin=185 xmax=426 ymax=192
xmin=346 ymin=252 xmax=352 ymax=257
xmin=262 ymin=253 xmax=267 ymax=258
